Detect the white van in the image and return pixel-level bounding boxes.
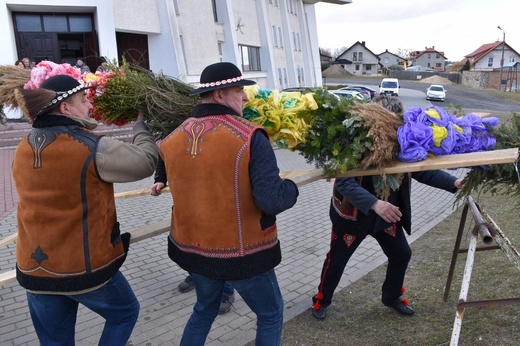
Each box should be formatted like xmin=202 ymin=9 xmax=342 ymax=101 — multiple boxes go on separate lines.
xmin=379 ymin=78 xmax=400 ymax=96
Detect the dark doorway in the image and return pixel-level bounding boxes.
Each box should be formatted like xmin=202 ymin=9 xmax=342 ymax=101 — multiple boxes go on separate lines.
xmin=17 ymin=32 xmax=59 ymax=63
xmin=116 ymin=32 xmax=150 ymax=71
xmin=13 ymin=12 xmax=98 ymax=69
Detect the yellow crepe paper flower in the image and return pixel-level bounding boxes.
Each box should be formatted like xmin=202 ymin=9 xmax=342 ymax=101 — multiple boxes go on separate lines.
xmin=431 ymin=124 xmax=448 ymax=147
xmin=243 ymin=85 xmax=316 ymax=149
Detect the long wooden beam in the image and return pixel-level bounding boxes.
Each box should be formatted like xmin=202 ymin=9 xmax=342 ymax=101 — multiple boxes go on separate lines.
xmin=340 ymin=148 xmax=518 ymax=177
xmin=1 ymin=147 xmax=518 ymax=287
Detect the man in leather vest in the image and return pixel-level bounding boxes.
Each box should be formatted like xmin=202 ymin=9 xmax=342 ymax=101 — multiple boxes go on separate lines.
xmin=13 ymin=74 xmax=158 ymax=345
xmin=157 ymin=62 xmax=299 ymax=345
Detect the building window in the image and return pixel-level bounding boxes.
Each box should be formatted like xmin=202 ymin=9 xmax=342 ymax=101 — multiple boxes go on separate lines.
xmin=436 ymin=63 xmax=442 ymax=68
xmin=211 ymin=0 xmax=219 ymax=22
xmin=69 ymin=15 xmax=93 ymax=32
xmin=180 ymin=35 xmax=188 ymax=71
xmin=43 ymin=15 xmax=67 ymax=32
xmin=272 ymin=26 xmax=278 ymax=47
xmin=278 ymin=27 xmax=283 ymax=48
xmin=239 ymin=45 xmax=261 ymax=71
xmin=488 ymin=57 xmax=493 ymax=67
xmin=436 ymin=53 xmax=440 ymax=58
xmin=218 ymin=42 xmax=223 ymax=62
xmin=14 ymin=13 xmax=93 ymax=33
xmin=173 ymin=0 xmax=180 ymax=14
xmin=278 ymin=67 xmax=283 ymax=88
xmin=15 ymin=14 xmax=42 ymax=32
xmin=355 ymin=64 xmax=360 ymax=71
xmin=366 ymin=65 xmax=372 ymax=71
xmin=283 ymin=68 xmax=288 ymax=86
xmin=428 ymin=53 xmax=431 ymax=59
xmin=296 ymin=32 xmax=301 ymax=51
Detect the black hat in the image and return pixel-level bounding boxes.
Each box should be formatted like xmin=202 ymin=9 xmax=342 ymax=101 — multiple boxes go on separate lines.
xmin=40 ymin=74 xmax=91 ymax=108
xmin=189 ymin=62 xmax=256 ymax=96
xmin=15 ymin=74 xmax=93 ymax=119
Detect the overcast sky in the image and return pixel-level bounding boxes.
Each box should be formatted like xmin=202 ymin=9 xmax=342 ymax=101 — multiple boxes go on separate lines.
xmin=314 ymin=0 xmax=519 ymax=62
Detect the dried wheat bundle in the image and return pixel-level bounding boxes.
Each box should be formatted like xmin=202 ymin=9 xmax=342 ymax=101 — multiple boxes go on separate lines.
xmin=351 ymin=103 xmax=403 ymax=170
xmin=0 ymin=66 xmax=31 ymax=108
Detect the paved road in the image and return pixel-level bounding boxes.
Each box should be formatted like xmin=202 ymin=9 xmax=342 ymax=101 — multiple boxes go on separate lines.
xmin=326 ymin=77 xmax=520 ymax=115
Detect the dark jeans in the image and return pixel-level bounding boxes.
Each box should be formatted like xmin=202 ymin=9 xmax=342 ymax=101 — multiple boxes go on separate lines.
xmin=314 ymin=224 xmax=412 ymax=308
xmin=181 ymin=268 xmax=283 ymax=346
xmin=26 ymin=271 xmax=139 ymax=346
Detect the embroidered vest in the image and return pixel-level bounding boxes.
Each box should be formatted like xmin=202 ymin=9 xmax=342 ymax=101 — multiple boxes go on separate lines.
xmin=159 ymin=114 xmax=281 ymax=280
xmin=13 ymin=126 xmax=129 ymax=292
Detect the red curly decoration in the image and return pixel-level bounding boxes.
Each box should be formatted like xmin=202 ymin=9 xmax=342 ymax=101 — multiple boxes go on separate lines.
xmin=401 ymin=286 xmax=406 ymax=294
xmin=401 ymin=298 xmax=409 ymax=306
xmin=313 ymin=301 xmax=322 ymax=310
xmin=315 ymin=292 xmax=324 ymax=300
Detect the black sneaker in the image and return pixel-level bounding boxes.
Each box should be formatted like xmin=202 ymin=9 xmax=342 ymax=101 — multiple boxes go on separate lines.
xmin=177 ymin=276 xmax=195 ymax=293
xmin=218 ymin=294 xmax=235 ymax=314
xmin=382 ymin=298 xmax=415 ymax=316
xmin=312 ymin=306 xmax=327 ymax=320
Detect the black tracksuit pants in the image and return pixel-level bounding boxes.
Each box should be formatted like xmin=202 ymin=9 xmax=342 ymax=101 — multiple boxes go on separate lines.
xmin=313 ymin=223 xmax=412 ymax=309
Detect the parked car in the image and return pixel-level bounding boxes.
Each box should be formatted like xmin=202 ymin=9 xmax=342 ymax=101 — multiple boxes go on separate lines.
xmin=345 ymin=85 xmax=378 ymax=99
xmin=406 ymin=65 xmax=435 ymax=72
xmin=330 ymin=89 xmax=365 ymax=101
xmin=379 ymin=78 xmax=400 ymax=96
xmin=338 ymin=86 xmax=371 ymax=101
xmin=426 ymin=84 xmax=446 ymax=102
xmin=282 ymin=87 xmax=317 ymax=93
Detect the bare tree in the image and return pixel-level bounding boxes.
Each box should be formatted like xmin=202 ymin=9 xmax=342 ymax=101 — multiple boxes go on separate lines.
xmin=396 ymin=48 xmax=412 ymax=59
xmin=319 ymin=47 xmax=333 ymax=57
xmin=333 ymin=46 xmax=349 ymax=58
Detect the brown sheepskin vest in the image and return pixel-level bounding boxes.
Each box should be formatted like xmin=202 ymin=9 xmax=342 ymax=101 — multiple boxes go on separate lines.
xmin=159 ymin=114 xmax=281 ymax=280
xmin=13 ymin=125 xmax=129 ymax=292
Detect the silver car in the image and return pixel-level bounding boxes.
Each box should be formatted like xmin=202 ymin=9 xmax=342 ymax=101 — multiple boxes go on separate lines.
xmin=426 ymin=84 xmax=446 ymax=102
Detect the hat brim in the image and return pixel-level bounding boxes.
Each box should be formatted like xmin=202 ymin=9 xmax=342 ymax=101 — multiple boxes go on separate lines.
xmin=38 ymin=85 xmax=95 ymax=116
xmin=189 ymin=79 xmax=256 ymax=96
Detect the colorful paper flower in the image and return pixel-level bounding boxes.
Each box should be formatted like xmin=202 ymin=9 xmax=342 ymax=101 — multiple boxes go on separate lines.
xmin=243 ymin=85 xmax=317 ymax=149
xmin=397 ymin=106 xmax=499 ymax=162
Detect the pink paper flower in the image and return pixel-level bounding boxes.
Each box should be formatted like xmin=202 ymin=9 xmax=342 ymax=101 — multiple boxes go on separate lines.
xmin=24 ymin=61 xmax=82 ymax=90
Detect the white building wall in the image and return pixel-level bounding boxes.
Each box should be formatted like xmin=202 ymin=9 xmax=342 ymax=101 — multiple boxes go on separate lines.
xmin=113 ymin=0 xmax=160 ymax=34
xmin=1 ymin=0 xmax=331 ymax=90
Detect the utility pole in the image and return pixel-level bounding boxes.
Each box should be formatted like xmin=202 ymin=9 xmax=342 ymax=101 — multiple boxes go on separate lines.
xmin=498 ymin=26 xmax=505 ymax=91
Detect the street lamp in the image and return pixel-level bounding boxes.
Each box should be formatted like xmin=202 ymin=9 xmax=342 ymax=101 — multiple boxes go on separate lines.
xmin=498 ymin=26 xmax=505 ymax=91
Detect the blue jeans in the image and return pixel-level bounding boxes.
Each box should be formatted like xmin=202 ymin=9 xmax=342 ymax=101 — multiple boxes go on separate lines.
xmin=181 ymin=268 xmax=284 ymax=346
xmin=223 ymin=282 xmax=234 ymax=297
xmin=26 ymin=271 xmax=139 ymax=346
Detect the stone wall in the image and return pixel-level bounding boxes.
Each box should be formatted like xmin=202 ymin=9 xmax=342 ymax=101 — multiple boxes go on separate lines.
xmin=461 ymin=71 xmax=490 ymax=89
xmin=461 ymin=71 xmax=511 ymax=90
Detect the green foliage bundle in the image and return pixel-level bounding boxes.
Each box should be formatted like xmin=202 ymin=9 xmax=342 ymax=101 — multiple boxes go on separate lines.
xmin=296 ymin=89 xmax=372 ymax=179
xmin=88 ymin=60 xmax=199 ymax=139
xmin=457 ymin=112 xmax=520 ymax=201
xmin=296 ymin=90 xmax=405 ymax=200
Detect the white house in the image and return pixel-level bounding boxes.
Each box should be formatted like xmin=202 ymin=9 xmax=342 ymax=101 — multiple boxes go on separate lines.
xmin=462 ymin=41 xmax=519 ymax=72
xmin=377 ymin=49 xmax=405 ymax=70
xmin=0 ymin=0 xmax=352 ymax=93
xmin=336 ymin=41 xmax=379 ymax=76
xmin=410 ymin=46 xmax=447 ymax=72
